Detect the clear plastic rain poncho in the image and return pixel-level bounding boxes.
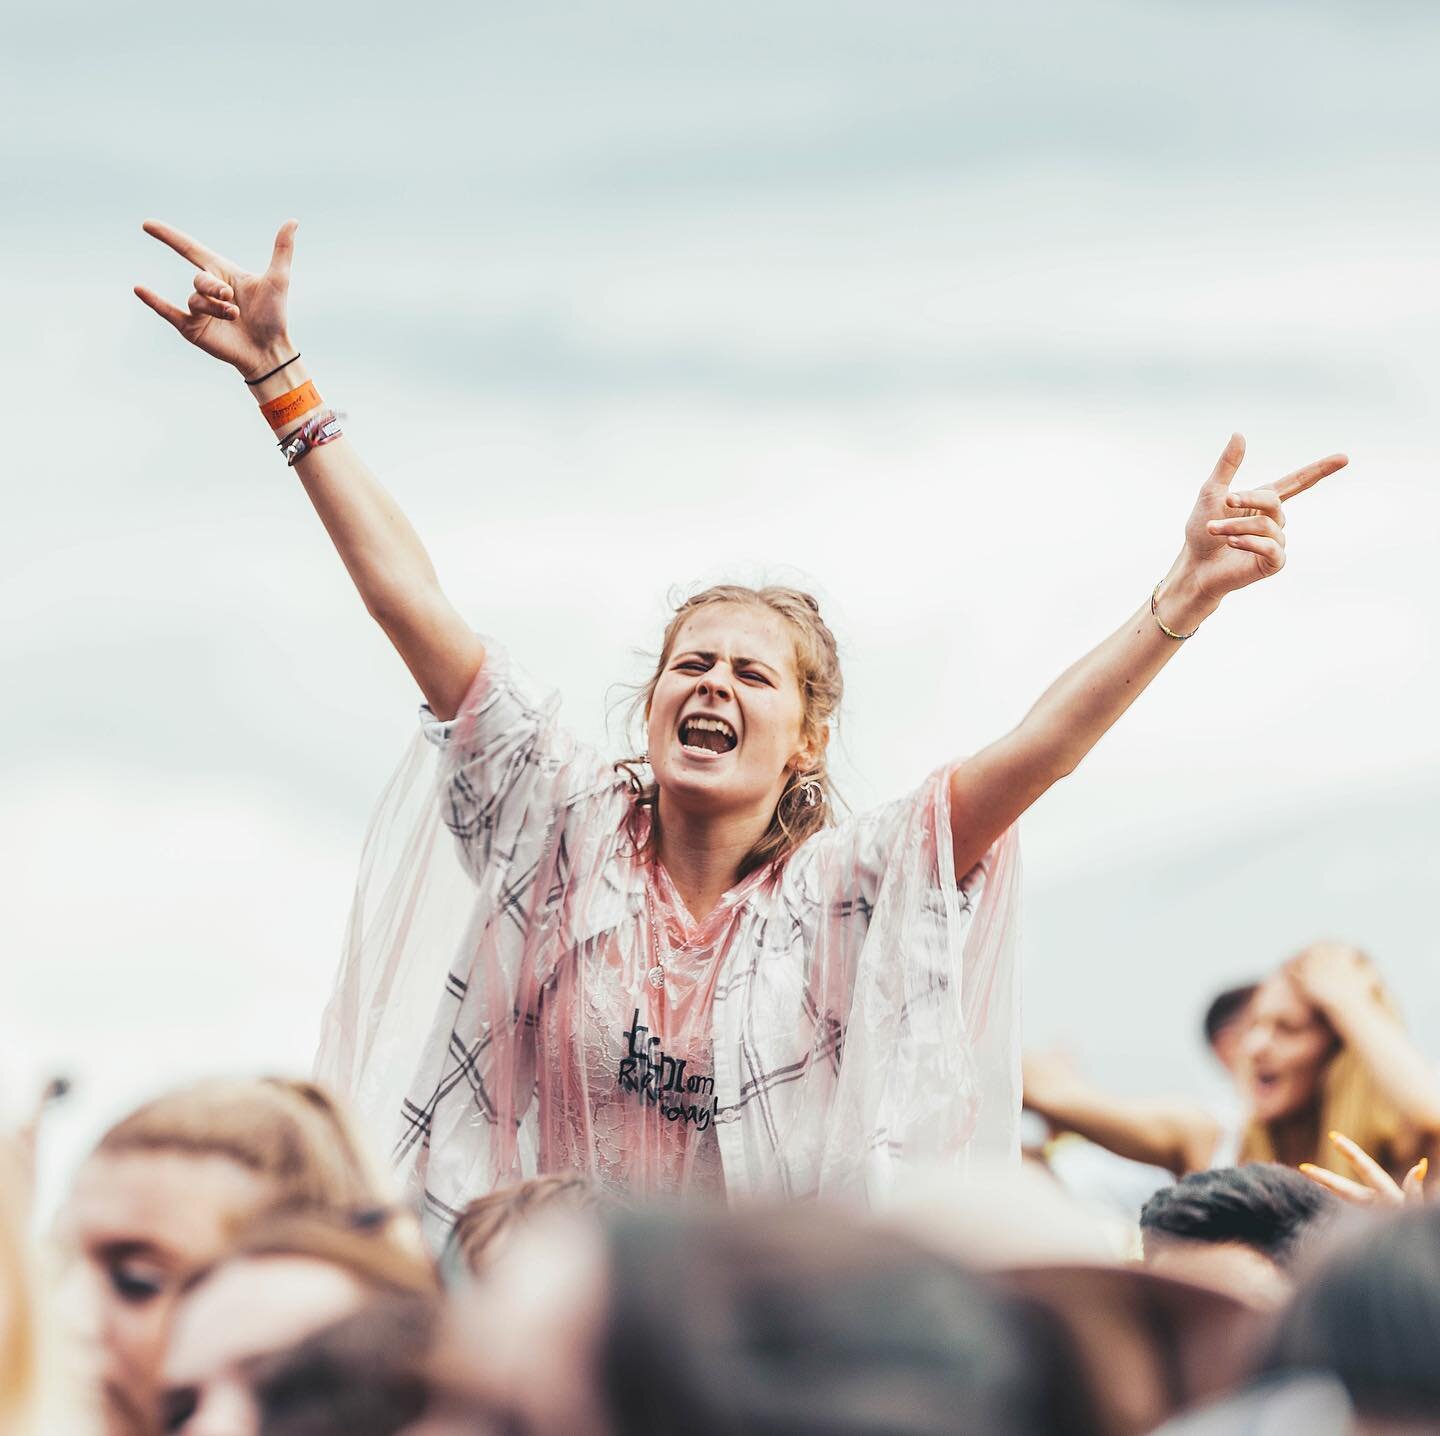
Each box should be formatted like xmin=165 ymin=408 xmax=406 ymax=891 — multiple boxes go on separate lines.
xmin=315 ymin=642 xmax=1022 ymax=1243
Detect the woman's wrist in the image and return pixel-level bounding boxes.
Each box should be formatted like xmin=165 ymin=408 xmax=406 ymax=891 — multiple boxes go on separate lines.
xmin=245 ymin=344 xmax=305 ymax=400
xmin=1155 ymin=557 xmax=1222 ymax=636
xmin=246 ymin=352 xmax=325 ymax=442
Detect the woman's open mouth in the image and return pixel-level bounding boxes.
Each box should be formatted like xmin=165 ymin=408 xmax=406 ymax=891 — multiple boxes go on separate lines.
xmin=678 ymin=715 xmax=738 ymax=755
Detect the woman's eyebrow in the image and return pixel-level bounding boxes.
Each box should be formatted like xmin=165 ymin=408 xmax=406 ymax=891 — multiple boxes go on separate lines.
xmin=96 ymin=1237 xmax=170 ymax=1262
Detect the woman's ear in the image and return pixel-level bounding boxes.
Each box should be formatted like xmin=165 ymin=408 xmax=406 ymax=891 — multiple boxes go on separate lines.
xmin=790 ymin=726 xmax=829 ymax=774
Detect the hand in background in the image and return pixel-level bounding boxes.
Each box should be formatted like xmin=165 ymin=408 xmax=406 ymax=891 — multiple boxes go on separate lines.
xmin=1287 ymin=941 xmax=1384 ymax=1019
xmin=1300 ymin=1130 xmax=1428 ymax=1208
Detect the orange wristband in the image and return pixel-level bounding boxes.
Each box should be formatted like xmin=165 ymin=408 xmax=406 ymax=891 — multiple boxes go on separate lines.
xmin=259 ymin=380 xmax=322 ymax=432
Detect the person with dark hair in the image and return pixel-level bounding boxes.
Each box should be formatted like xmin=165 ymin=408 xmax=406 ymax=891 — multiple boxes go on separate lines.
xmin=1259 ymin=1201 xmax=1440 ymax=1426
xmin=1140 ymin=1164 xmax=1339 ymax=1306
xmin=426 ymin=1202 xmax=1107 ymax=1436
xmin=1201 ymin=983 xmax=1257 ymax=1075
xmin=252 ymin=1297 xmax=440 ymax=1436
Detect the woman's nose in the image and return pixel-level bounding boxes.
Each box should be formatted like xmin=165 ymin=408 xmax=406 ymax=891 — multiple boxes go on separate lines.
xmin=697 ymin=674 xmax=731 ymax=700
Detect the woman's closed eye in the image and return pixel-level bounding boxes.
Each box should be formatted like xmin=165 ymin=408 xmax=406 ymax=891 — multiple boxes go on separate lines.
xmin=107 ymin=1257 xmax=168 ymax=1304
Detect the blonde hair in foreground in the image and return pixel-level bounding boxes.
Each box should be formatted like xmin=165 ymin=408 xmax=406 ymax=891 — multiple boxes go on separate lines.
xmin=96 ymin=1077 xmax=384 ymax=1210
xmin=620 ymin=584 xmax=844 ymax=877
xmin=0 ymin=1140 xmax=35 ymax=1436
xmin=1239 ymin=983 xmax=1408 ymax=1177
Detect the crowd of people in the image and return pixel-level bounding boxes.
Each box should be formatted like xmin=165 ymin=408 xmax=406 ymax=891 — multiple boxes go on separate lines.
xmin=7 ymin=991 xmax=1440 ymax=1435
xmin=5 ymin=217 xmax=1430 ymax=1433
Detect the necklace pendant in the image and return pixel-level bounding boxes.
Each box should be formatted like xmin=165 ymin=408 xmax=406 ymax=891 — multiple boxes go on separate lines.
xmin=647 ymin=964 xmax=667 ymax=990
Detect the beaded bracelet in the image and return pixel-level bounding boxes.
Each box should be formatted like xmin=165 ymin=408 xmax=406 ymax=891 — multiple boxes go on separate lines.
xmin=279 ymin=409 xmax=343 ymax=467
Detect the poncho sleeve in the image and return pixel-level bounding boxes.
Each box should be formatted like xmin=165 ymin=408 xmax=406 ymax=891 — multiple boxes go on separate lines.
xmin=313 ymin=641 xmax=617 ymax=1211
xmin=777 ymin=765 xmax=1022 ymax=1199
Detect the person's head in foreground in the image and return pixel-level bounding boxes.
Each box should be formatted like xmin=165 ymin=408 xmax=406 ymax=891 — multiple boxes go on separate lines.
xmin=1201 ymin=982 xmax=1257 ymax=1076
xmin=623 ymin=584 xmax=842 ymax=875
xmin=1258 ymin=1200 xmax=1440 ymax=1434
xmin=423 ymin=1202 xmax=1105 ymax=1436
xmin=1140 ymin=1163 xmax=1340 ymax=1306
xmin=441 ymin=1174 xmax=599 ymax=1281
xmin=52 ymin=1077 xmax=384 ymax=1436
xmin=159 ymin=1208 xmax=437 ymax=1436
xmin=1236 ymin=943 xmax=1426 ymax=1178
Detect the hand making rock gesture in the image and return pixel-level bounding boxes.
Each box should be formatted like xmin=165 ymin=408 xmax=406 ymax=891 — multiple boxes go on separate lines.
xmin=134 ymin=218 xmax=299 ymax=380
xmin=1176 ymin=434 xmax=1348 ymax=610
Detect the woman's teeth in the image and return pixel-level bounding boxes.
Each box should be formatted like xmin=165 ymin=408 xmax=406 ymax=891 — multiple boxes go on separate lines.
xmin=679 ymin=716 xmax=737 ymax=753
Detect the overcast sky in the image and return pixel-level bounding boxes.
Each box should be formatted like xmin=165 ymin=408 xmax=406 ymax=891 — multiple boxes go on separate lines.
xmin=4 ymin=0 xmax=1438 ymax=1211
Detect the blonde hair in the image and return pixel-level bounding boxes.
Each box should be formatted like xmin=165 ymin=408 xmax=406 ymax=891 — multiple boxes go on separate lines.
xmin=0 ymin=1140 xmax=35 ymax=1436
xmin=619 ymin=584 xmax=844 ymax=878
xmin=1239 ymin=973 xmax=1409 ymax=1178
xmin=187 ymin=1208 xmax=437 ymax=1302
xmin=95 ymin=1077 xmax=383 ymax=1212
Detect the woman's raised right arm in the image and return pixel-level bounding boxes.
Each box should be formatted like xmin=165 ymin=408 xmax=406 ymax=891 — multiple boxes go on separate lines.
xmin=134 ymin=218 xmax=485 ymax=720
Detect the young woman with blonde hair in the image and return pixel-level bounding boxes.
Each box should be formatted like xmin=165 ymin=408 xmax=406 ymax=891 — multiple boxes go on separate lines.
xmin=135 ymin=218 xmax=1348 ymax=1238
xmin=1240 ymin=943 xmax=1440 ymax=1189
xmin=1023 ymin=941 xmax=1440 ymax=1195
xmin=54 ymin=1077 xmax=385 ymax=1435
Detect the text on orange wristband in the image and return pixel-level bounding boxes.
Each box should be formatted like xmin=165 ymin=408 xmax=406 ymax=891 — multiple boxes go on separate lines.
xmin=260 ymin=380 xmax=322 ymax=431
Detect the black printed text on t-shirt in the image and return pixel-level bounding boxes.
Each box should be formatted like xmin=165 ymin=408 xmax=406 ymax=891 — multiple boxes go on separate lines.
xmin=618 ymin=1010 xmax=718 ymax=1129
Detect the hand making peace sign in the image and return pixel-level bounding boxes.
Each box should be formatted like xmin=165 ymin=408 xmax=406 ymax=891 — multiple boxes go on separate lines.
xmin=134 ymin=218 xmax=299 ymax=380
xmin=1178 ymin=434 xmax=1348 ymax=606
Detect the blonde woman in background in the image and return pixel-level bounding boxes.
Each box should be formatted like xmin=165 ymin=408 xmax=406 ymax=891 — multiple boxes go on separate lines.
xmin=1025 ymin=942 xmax=1440 ymax=1192
xmin=1244 ymin=943 xmax=1440 ymax=1189
xmin=51 ymin=1078 xmax=387 ymax=1436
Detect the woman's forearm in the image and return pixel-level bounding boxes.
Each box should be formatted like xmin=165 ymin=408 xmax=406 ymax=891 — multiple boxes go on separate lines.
xmin=1027 ymin=1077 xmax=1221 ymax=1176
xmin=1018 ymin=555 xmax=1218 ymax=780
xmin=251 ymin=355 xmax=485 ymax=719
xmin=1322 ymin=1001 xmax=1440 ymax=1137
xmin=949 ymin=554 xmax=1217 ymax=877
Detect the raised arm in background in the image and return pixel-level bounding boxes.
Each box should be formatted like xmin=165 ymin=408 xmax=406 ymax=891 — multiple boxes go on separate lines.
xmin=947 ymin=437 xmax=1348 ymax=880
xmin=1023 ymin=1048 xmax=1223 ymax=1178
xmin=134 ymin=219 xmax=485 ymax=720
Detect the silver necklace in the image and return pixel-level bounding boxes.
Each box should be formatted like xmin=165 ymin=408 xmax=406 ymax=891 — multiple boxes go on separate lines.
xmin=644 ymin=884 xmax=707 ymax=991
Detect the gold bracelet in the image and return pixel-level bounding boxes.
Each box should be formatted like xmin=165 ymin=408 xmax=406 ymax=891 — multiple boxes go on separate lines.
xmin=1151 ymin=581 xmax=1200 ymax=641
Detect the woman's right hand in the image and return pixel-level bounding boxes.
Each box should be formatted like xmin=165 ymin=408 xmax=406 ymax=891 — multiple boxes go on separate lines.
xmin=1300 ymin=1130 xmax=1428 ymax=1208
xmin=134 ymin=218 xmax=299 ymax=379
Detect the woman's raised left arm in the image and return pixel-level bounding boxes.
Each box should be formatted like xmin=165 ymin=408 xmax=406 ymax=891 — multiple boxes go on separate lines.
xmin=948 ymin=435 xmax=1347 ymax=879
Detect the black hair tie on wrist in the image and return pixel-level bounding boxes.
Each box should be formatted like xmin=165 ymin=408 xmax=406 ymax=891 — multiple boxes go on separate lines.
xmin=245 ymin=353 xmax=301 ymax=387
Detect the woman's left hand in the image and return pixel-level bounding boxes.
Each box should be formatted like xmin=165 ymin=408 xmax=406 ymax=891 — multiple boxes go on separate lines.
xmin=1175 ymin=435 xmax=1348 ymax=608
xmin=1300 ymin=1131 xmax=1428 ymax=1208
